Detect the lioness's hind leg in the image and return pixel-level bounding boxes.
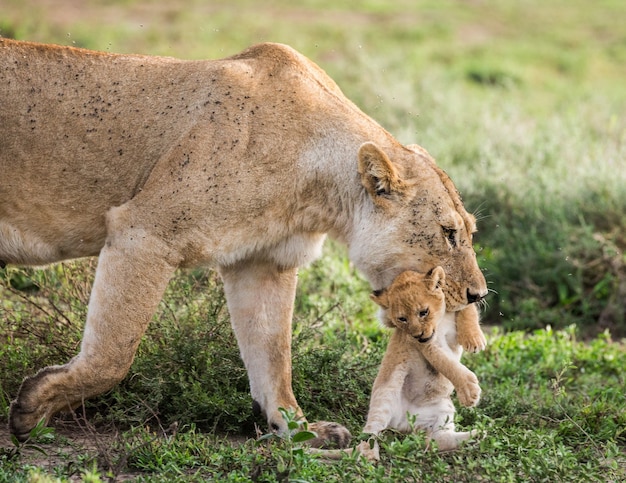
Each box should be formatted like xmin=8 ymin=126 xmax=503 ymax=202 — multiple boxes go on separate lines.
xmin=9 ymin=220 xmax=177 ymax=441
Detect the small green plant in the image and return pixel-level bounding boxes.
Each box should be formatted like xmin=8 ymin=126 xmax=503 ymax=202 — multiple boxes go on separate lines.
xmin=1 ymin=417 xmax=56 ymax=465
xmin=258 ymin=407 xmax=318 ymax=445
xmin=79 ymin=463 xmax=104 ymax=483
xmin=256 ymin=407 xmax=318 ymax=480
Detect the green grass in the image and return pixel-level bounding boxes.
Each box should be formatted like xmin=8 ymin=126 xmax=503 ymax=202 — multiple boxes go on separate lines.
xmin=1 ymin=0 xmax=626 ymax=480
xmin=2 ymin=262 xmax=625 ymax=481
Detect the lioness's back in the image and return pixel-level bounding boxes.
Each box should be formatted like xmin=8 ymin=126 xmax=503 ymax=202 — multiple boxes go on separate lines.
xmin=0 ymin=40 xmax=362 ymax=263
xmin=0 ymin=40 xmax=347 ymax=185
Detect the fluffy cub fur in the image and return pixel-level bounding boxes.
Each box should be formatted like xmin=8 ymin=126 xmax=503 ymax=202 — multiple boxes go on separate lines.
xmin=357 ymin=267 xmax=484 ymax=460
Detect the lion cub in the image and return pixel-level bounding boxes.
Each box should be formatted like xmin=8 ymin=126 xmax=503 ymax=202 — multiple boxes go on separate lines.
xmin=357 ymin=267 xmax=483 ymax=461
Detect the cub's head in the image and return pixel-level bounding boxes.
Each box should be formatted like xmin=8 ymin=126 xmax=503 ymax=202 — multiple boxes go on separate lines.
xmin=351 ymin=141 xmax=488 ymax=311
xmin=370 ymin=267 xmax=446 ymax=343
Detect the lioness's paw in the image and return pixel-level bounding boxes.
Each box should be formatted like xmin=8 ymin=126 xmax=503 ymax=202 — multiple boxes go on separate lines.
xmin=457 ymin=328 xmax=487 ymax=353
xmin=306 ymin=421 xmax=352 ymax=449
xmin=9 ymin=398 xmax=47 ymax=442
xmin=9 ymin=376 xmax=50 ymax=442
xmin=456 ymin=371 xmax=481 ymax=407
xmin=9 ymin=406 xmax=35 ymax=443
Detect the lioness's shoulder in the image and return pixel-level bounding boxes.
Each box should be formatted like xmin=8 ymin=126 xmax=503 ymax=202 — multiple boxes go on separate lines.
xmin=228 ymin=42 xmax=301 ymax=64
xmin=227 ymin=42 xmax=343 ymax=95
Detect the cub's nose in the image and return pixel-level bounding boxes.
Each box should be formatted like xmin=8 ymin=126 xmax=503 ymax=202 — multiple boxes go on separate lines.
xmin=467 ymin=289 xmax=487 ymax=304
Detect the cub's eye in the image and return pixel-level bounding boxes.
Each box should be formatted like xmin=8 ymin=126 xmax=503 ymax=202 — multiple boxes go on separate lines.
xmin=397 ymin=317 xmax=408 ymax=324
xmin=418 ymin=308 xmax=430 ymax=318
xmin=443 ymin=227 xmax=457 ymax=248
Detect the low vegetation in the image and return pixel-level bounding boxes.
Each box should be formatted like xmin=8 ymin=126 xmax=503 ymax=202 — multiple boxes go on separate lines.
xmin=2 ymin=261 xmax=625 ymax=481
xmin=1 ymin=0 xmax=625 ymax=481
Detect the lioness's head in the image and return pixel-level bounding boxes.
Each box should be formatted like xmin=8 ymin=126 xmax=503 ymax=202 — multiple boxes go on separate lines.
xmin=371 ymin=267 xmax=446 ymax=343
xmin=350 ymin=141 xmax=487 ymax=311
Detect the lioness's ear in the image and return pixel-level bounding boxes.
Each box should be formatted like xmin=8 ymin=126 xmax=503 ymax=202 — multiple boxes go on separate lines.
xmin=370 ymin=288 xmax=389 ymax=310
xmin=426 ymin=266 xmax=446 ymax=292
xmin=358 ymin=142 xmax=404 ymax=205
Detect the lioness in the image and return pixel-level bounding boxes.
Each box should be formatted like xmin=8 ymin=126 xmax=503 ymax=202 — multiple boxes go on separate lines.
xmin=1 ymin=39 xmax=487 ymax=443
xmin=358 ymin=267 xmax=483 ymax=460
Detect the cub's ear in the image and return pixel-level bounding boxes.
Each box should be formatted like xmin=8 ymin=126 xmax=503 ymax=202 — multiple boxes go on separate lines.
xmin=370 ymin=288 xmax=389 ymax=310
xmin=358 ymin=142 xmax=405 ymax=205
xmin=426 ymin=266 xmax=446 ymax=292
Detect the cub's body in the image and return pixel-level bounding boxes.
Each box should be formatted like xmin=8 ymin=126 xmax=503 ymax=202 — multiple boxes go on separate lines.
xmin=360 ymin=269 xmax=483 ymax=460
xmin=370 ymin=311 xmax=462 ymax=435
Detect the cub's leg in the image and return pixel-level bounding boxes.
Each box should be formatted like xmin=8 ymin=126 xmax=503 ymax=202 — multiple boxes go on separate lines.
xmin=219 ymin=260 xmax=350 ymax=448
xmin=308 ymin=361 xmax=408 ymax=461
xmin=9 ymin=211 xmax=178 ymax=441
xmin=427 ymin=403 xmax=477 ymax=452
xmin=455 ymin=304 xmax=486 ymax=353
xmin=361 ymin=364 xmax=408 ymax=437
xmin=431 ymin=428 xmax=477 ymax=451
xmin=418 ymin=341 xmax=481 ymax=408
xmin=355 ymin=351 xmax=410 ymax=461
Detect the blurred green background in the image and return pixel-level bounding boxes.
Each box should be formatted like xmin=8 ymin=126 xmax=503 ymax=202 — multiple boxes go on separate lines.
xmin=6 ymin=0 xmax=623 ymax=336
xmin=1 ymin=2 xmax=625 ymax=481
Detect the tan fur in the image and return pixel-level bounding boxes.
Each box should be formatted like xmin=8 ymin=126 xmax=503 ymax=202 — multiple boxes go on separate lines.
xmin=358 ymin=269 xmax=482 ymax=460
xmin=1 ymin=39 xmax=487 ymax=442
xmin=310 ymin=269 xmax=484 ymax=461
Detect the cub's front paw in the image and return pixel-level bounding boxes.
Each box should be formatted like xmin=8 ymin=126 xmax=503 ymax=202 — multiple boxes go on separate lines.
xmin=306 ymin=421 xmax=352 ymax=449
xmin=456 ymin=371 xmax=481 ymax=407
xmin=457 ymin=328 xmax=487 ymax=353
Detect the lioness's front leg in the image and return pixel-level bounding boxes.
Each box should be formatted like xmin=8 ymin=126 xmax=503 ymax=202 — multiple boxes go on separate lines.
xmin=219 ymin=260 xmax=350 ymax=448
xmin=9 ymin=226 xmax=177 ymax=441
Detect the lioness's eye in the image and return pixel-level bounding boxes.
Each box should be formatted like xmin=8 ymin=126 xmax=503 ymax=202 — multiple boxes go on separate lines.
xmin=443 ymin=227 xmax=457 ymax=248
xmin=418 ymin=308 xmax=429 ymax=318
xmin=397 ymin=317 xmax=408 ymax=324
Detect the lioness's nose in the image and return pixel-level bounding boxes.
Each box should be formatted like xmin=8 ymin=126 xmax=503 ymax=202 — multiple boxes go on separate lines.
xmin=467 ymin=289 xmax=487 ymax=304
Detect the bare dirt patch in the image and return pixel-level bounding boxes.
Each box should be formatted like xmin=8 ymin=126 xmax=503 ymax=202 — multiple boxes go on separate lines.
xmin=1 ymin=415 xmax=255 ymax=481
xmin=0 ymin=419 xmax=138 ymax=481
